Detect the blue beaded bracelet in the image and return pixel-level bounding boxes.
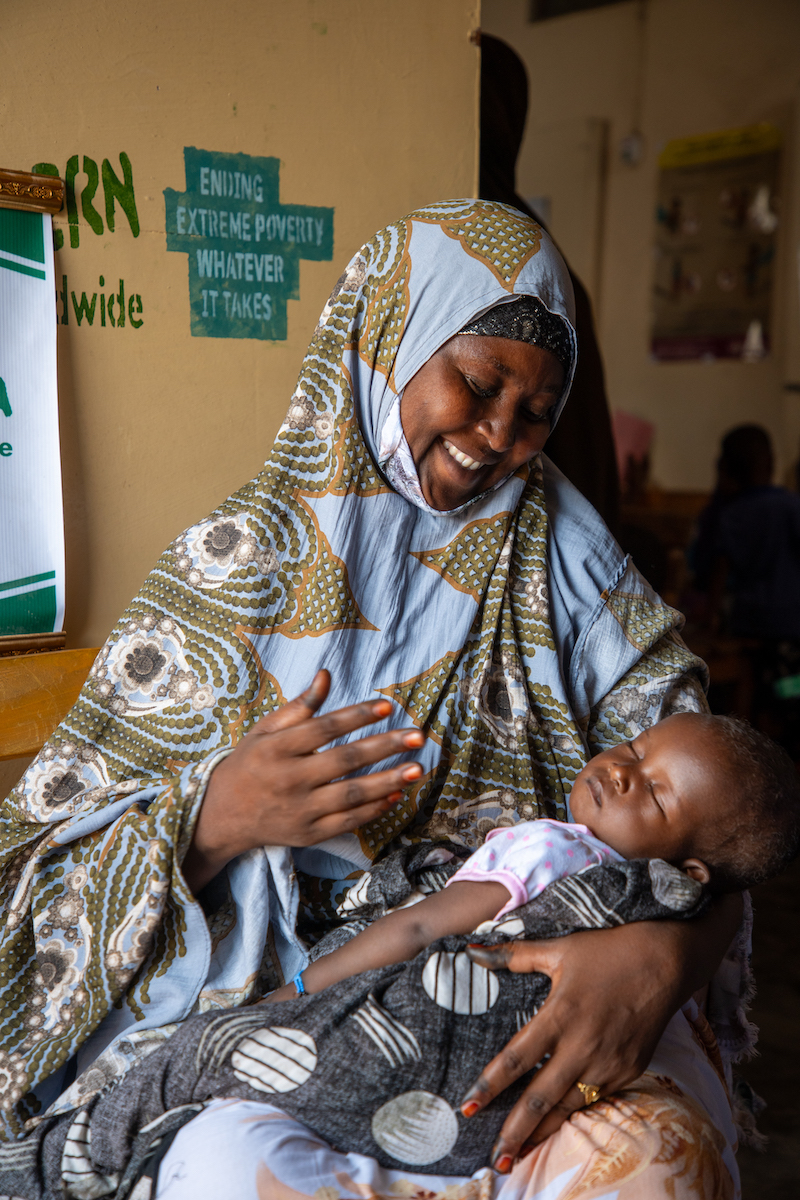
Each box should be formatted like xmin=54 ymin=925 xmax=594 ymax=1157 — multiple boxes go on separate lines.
xmin=292 ymin=972 xmax=305 ymax=996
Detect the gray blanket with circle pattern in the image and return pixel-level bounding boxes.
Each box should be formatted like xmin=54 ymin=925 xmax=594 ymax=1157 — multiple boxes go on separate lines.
xmin=0 ymin=851 xmax=705 ymax=1199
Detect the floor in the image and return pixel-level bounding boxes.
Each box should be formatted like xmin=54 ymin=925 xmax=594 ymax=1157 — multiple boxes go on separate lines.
xmin=736 ymin=854 xmax=800 ymax=1197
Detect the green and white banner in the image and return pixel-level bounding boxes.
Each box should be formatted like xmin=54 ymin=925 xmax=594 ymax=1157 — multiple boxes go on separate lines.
xmin=0 ymin=207 xmax=64 ymax=636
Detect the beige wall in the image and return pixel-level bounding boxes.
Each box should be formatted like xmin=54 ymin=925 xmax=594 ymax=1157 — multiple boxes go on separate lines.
xmin=7 ymin=0 xmax=480 ymax=648
xmin=482 ymin=0 xmax=800 ymax=492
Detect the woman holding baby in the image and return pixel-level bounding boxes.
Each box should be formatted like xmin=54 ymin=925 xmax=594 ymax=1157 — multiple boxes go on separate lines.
xmin=0 ymin=202 xmax=746 ymax=1199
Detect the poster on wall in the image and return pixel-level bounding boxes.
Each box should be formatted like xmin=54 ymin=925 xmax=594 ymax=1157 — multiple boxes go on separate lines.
xmin=651 ymin=123 xmax=781 ymax=361
xmin=0 ymin=206 xmax=64 ymax=635
xmin=164 ymin=148 xmax=334 ymax=340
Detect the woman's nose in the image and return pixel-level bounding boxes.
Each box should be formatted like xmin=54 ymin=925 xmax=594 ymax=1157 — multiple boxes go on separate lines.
xmin=475 ymin=399 xmax=517 ymax=455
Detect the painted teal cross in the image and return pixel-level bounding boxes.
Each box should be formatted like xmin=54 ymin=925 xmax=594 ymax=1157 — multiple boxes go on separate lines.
xmin=164 ymin=147 xmax=334 ymax=341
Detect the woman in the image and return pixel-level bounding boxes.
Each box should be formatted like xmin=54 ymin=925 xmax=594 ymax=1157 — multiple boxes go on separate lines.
xmin=0 ymin=202 xmax=744 ymax=1199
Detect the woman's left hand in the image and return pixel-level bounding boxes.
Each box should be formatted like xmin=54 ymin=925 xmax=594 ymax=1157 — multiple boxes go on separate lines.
xmin=461 ymin=893 xmax=742 ymax=1172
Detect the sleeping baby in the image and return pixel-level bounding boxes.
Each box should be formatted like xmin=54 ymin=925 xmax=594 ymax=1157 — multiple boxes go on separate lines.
xmin=267 ymin=708 xmax=797 ymax=1003
xmin=17 ymin=712 xmax=800 ymax=1192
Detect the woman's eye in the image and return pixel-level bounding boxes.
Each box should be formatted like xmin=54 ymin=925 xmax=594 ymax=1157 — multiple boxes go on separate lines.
xmin=466 ymin=377 xmax=495 ymax=399
xmin=523 ymin=407 xmax=553 ymax=425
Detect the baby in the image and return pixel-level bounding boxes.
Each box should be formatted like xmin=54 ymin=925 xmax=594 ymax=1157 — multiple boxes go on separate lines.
xmin=36 ymin=713 xmax=800 ymax=1188
xmin=267 ymin=711 xmax=800 ymax=1004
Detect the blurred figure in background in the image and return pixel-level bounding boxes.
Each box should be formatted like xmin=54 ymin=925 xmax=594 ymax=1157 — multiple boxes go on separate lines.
xmin=698 ymin=426 xmax=800 ymax=640
xmin=480 ymin=34 xmax=620 ymax=534
xmin=691 ymin=424 xmax=800 ymax=757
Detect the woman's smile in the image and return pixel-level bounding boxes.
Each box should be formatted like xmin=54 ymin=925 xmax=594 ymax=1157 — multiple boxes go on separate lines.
xmin=441 ymin=437 xmax=487 ymax=472
xmin=400 ymin=332 xmax=565 ymax=511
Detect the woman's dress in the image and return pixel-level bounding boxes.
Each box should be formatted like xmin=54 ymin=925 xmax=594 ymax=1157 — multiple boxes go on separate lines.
xmin=0 ymin=202 xmax=746 ymax=1199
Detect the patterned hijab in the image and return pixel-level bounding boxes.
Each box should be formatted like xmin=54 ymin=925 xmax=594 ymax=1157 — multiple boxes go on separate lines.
xmin=36 ymin=198 xmax=582 ymax=859
xmin=0 ymin=201 xmax=600 ymax=1129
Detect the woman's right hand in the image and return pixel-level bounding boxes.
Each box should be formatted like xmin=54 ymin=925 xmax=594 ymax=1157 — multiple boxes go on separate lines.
xmin=182 ymin=670 xmax=424 ymax=893
xmin=460 ymin=889 xmax=743 ymax=1170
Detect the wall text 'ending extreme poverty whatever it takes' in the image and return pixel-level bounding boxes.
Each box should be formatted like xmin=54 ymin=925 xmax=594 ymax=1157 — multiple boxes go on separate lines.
xmin=164 ymin=147 xmax=334 ymax=340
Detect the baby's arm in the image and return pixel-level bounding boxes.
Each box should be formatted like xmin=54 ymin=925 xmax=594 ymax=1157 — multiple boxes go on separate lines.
xmin=265 ymin=879 xmax=510 ymax=1002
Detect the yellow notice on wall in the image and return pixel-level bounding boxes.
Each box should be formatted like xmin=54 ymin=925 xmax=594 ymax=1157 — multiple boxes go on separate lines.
xmin=657 ymin=123 xmax=782 ymax=171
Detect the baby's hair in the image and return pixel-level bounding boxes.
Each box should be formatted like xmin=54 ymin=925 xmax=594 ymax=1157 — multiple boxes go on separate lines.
xmin=700 ymin=715 xmax=800 ymax=893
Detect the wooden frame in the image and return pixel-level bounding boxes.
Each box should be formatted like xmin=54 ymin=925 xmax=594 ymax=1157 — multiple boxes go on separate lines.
xmin=0 ymin=168 xmax=64 ymax=215
xmin=0 ymin=632 xmax=67 ymax=657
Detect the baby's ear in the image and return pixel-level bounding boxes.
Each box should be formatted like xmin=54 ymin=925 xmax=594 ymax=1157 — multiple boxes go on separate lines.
xmin=679 ymin=857 xmax=712 ymax=886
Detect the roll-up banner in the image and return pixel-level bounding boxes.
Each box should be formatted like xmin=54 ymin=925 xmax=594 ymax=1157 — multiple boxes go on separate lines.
xmin=0 ymin=205 xmax=64 ymax=636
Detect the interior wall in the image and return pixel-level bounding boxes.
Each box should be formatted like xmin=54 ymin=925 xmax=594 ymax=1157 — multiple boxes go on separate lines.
xmin=482 ymin=0 xmax=800 ymax=492
xmin=4 ymin=0 xmax=480 ymax=648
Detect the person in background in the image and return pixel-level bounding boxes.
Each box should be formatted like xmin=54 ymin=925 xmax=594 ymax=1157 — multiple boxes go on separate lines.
xmin=479 ymin=33 xmax=620 ymax=534
xmin=691 ymin=423 xmax=800 ymax=757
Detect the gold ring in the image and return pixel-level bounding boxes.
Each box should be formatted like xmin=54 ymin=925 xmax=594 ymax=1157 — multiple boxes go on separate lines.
xmin=576 ymin=1081 xmax=601 ymax=1106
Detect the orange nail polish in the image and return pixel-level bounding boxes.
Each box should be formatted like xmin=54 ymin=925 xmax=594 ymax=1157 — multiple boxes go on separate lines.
xmin=494 ymin=1154 xmax=514 ymax=1174
xmin=461 ymin=1100 xmax=480 ymax=1118
xmin=403 ymin=765 xmax=422 ymax=780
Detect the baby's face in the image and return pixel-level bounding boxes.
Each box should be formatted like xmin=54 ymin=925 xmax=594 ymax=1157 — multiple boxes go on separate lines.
xmin=569 ymin=713 xmax=730 ymax=877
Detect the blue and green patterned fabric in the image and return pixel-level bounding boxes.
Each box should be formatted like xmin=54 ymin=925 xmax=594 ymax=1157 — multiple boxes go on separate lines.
xmin=0 ymin=201 xmax=706 ymax=1136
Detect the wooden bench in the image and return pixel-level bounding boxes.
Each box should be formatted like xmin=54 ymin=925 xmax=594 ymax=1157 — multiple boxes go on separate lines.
xmin=0 ymin=647 xmax=99 ymax=761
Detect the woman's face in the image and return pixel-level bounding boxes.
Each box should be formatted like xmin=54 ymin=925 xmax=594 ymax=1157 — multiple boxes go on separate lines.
xmin=400 ymin=334 xmax=565 ymax=511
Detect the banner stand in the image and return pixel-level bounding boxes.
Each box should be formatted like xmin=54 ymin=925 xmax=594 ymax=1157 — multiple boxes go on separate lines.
xmin=0 ymin=169 xmax=65 ymax=653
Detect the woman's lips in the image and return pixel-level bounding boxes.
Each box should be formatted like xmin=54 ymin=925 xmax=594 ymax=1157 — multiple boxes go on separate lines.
xmin=442 ymin=437 xmax=485 ymax=472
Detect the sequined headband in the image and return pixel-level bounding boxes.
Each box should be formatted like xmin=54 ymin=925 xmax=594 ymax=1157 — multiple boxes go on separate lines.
xmin=458 ymin=296 xmax=572 ymax=373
